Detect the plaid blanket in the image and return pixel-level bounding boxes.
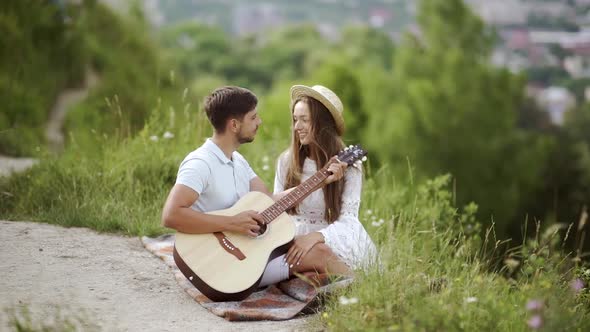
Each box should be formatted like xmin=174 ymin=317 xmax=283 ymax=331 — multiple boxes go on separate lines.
xmin=141 ymin=234 xmax=352 ymax=321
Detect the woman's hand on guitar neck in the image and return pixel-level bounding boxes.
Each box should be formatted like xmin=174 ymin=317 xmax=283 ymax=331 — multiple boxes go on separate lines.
xmin=227 ymin=210 xmax=263 ymax=237
xmin=324 ymin=156 xmax=348 ymax=185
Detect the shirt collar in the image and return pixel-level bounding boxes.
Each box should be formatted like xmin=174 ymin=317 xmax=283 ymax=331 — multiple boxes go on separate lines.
xmin=204 ymin=138 xmax=233 ymax=164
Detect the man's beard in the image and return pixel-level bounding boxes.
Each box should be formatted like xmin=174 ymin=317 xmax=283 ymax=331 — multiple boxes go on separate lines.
xmin=237 ymin=131 xmax=255 ymax=144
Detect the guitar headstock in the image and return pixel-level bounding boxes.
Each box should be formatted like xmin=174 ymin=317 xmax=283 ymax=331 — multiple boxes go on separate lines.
xmin=337 ymin=144 xmax=368 ymax=166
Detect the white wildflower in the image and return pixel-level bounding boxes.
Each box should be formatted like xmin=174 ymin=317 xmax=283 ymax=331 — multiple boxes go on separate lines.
xmin=262 ymin=164 xmax=270 ymax=171
xmin=371 ymin=219 xmax=385 ymax=227
xmin=262 ymin=155 xmax=269 ymax=163
xmin=367 ymin=209 xmax=373 ymax=215
xmin=149 ymin=135 xmax=159 ymax=142
xmin=339 ymin=296 xmax=359 ymax=305
xmin=163 ymin=131 xmax=174 ymax=139
xmin=465 ymin=297 xmax=478 ymax=303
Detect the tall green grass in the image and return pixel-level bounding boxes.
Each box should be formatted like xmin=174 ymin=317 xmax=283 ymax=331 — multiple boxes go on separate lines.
xmin=4 ymin=304 xmax=98 ymax=332
xmin=1 ymin=87 xmax=201 ymax=235
xmin=0 ymin=1 xmax=87 ymax=156
xmin=317 ymin=173 xmax=590 ymax=331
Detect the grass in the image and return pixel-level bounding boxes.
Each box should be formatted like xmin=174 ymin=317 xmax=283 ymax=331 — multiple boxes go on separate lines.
xmin=314 ymin=174 xmax=590 ymax=331
xmin=1 ymin=89 xmax=589 ymax=331
xmin=4 ymin=304 xmax=98 ymax=332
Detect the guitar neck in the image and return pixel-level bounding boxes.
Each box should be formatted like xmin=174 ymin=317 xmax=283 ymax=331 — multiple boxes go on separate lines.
xmin=260 ymin=167 xmax=330 ymax=223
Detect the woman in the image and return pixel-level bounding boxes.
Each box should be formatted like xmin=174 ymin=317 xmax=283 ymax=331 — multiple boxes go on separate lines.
xmin=273 ymin=84 xmax=377 ymax=274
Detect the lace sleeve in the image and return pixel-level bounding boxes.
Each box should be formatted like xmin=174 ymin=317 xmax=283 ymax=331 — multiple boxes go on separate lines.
xmin=340 ymin=165 xmax=362 ymax=218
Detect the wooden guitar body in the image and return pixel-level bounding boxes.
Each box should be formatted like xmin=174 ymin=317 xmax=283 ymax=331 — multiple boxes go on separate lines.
xmin=174 ymin=191 xmax=295 ymax=301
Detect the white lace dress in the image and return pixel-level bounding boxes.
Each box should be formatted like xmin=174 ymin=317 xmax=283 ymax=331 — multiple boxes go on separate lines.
xmin=273 ymin=154 xmax=377 ymax=270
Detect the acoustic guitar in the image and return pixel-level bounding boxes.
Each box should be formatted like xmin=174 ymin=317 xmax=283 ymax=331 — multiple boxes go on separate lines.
xmin=173 ymin=145 xmax=367 ymax=301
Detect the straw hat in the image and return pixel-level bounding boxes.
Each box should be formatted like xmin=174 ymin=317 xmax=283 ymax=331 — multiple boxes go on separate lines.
xmin=290 ymin=85 xmax=345 ymax=136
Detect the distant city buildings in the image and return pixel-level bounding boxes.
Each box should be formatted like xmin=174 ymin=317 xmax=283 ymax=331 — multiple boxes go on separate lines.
xmin=233 ymin=4 xmax=284 ymax=36
xmin=469 ymin=0 xmax=590 ymax=122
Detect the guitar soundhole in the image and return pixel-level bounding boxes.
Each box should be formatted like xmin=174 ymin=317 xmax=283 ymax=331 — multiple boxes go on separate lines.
xmin=257 ymin=222 xmax=268 ymax=237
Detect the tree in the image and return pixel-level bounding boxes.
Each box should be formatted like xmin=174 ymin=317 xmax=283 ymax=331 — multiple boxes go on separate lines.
xmin=254 ymin=24 xmax=325 ymax=85
xmin=365 ymin=0 xmax=551 ymax=236
xmin=310 ymin=59 xmax=365 ymax=144
xmin=336 ymin=26 xmax=395 ymax=70
xmin=159 ymin=23 xmax=234 ymax=80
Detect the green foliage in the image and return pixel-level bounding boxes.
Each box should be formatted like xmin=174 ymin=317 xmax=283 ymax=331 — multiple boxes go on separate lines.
xmin=526 ymin=67 xmax=570 ymax=86
xmin=515 ymin=102 xmax=590 ymax=255
xmin=0 ymin=88 xmax=205 ymax=235
xmin=337 ymin=26 xmax=395 ymax=70
xmin=366 ymin=0 xmax=552 ymax=235
xmin=0 ymin=0 xmax=169 ymax=156
xmin=309 ymin=59 xmax=365 ymax=143
xmin=160 ymin=22 xmax=329 ymax=90
xmin=0 ymin=0 xmax=87 ymax=155
xmin=257 ymin=25 xmax=324 ymax=82
xmin=64 ymin=1 xmax=166 ymax=145
xmin=160 ymin=23 xmax=233 ymax=79
xmin=319 ymin=170 xmax=589 ymax=331
xmin=5 ymin=304 xmax=98 ymax=332
xmin=561 ymin=77 xmax=590 ymax=103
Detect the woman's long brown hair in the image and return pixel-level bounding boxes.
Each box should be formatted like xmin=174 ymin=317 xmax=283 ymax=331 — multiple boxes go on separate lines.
xmin=284 ymin=96 xmax=345 ymax=223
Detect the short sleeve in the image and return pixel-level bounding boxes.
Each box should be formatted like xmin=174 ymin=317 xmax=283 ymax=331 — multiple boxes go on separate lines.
xmin=175 ymin=158 xmax=211 ymax=194
xmin=234 ymin=152 xmax=257 ymax=180
xmin=247 ymin=164 xmax=257 ymax=180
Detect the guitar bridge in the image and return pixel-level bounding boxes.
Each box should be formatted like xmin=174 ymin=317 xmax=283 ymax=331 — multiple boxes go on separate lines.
xmin=213 ymin=232 xmax=246 ymax=260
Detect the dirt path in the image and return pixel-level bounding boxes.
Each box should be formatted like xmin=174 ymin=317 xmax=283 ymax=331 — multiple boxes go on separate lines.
xmin=0 ymin=221 xmax=309 ymax=331
xmin=0 ymin=156 xmax=37 ymax=177
xmin=46 ymin=67 xmax=99 ymax=153
xmin=0 ymin=68 xmax=100 ymax=177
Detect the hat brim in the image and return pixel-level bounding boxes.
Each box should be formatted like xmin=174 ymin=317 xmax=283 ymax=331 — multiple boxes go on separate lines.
xmin=290 ymin=85 xmax=345 ymax=135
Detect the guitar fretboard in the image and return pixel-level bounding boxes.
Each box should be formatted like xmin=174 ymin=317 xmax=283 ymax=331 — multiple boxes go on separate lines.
xmin=260 ymin=168 xmax=330 ymax=223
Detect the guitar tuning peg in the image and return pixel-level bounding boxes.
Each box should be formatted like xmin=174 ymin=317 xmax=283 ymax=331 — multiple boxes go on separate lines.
xmin=361 ymin=156 xmax=367 ymax=162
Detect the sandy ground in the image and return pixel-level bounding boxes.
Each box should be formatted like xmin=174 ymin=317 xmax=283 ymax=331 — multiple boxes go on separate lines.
xmin=0 ymin=221 xmax=310 ymax=331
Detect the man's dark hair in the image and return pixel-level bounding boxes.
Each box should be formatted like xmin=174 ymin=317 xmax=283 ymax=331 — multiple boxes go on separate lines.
xmin=203 ymin=86 xmax=258 ymax=133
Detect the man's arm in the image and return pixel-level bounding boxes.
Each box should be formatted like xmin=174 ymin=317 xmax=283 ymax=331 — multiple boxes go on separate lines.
xmin=249 ymin=176 xmax=271 ymax=196
xmin=250 ymin=176 xmax=297 ymax=201
xmin=161 ymin=184 xmax=262 ymax=236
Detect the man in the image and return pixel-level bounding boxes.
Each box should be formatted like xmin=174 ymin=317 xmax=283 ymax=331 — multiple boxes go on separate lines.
xmin=162 ymin=86 xmax=267 ymax=237
xmin=162 ymin=86 xmax=347 ymax=289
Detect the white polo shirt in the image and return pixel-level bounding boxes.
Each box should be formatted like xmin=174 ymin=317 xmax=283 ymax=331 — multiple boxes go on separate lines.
xmin=175 ymin=138 xmax=257 ymax=212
